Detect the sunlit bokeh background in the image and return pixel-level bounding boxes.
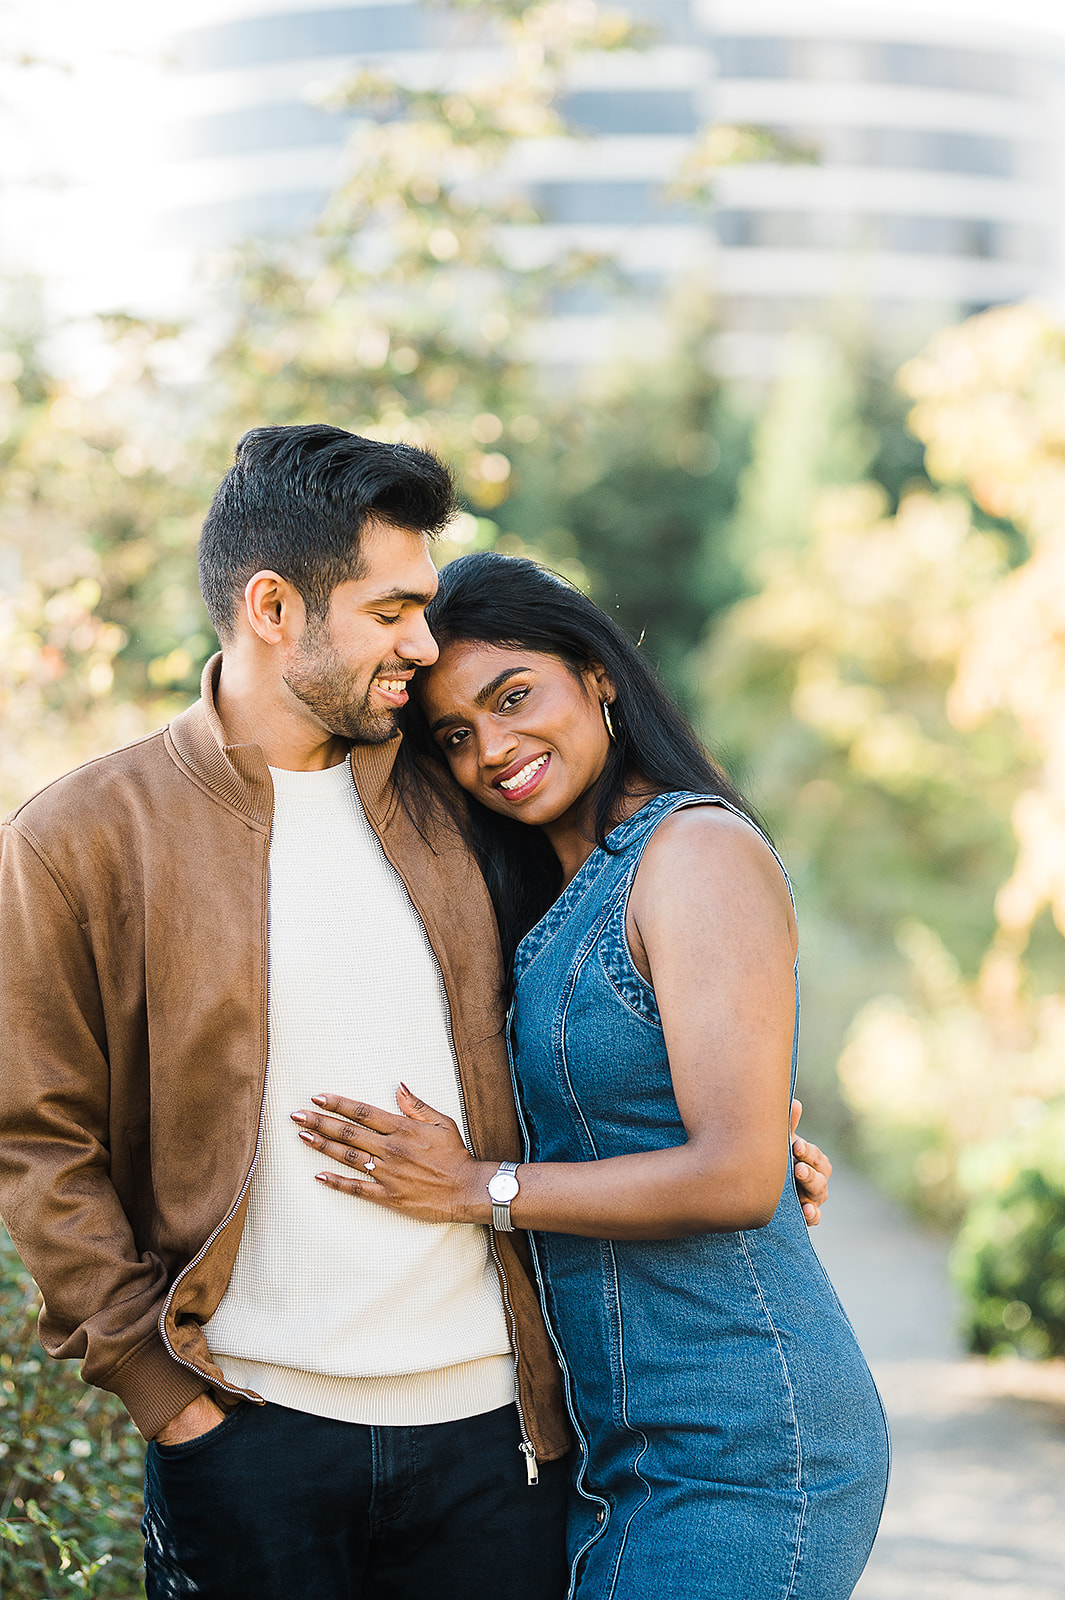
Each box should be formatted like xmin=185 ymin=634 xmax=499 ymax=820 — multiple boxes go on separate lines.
xmin=3 ymin=0 xmax=1065 ymax=1589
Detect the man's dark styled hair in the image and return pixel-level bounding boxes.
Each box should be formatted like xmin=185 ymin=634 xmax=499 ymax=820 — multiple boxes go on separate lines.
xmin=401 ymin=551 xmax=760 ymax=980
xmin=198 ymin=424 xmax=457 ymax=638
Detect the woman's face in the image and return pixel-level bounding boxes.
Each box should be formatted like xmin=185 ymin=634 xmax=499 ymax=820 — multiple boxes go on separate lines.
xmin=419 ymin=640 xmax=614 ymax=831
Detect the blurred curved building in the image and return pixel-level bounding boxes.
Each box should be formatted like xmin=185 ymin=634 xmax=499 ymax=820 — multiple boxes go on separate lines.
xmin=157 ymin=0 xmax=1064 ymax=365
xmin=704 ymin=1 xmax=1063 ymax=371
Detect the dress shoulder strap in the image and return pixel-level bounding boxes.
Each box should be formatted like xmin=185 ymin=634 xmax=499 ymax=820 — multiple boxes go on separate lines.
xmin=612 ymin=792 xmax=795 ymax=911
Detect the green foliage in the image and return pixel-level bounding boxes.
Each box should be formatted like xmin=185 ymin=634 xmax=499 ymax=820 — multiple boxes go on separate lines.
xmin=0 ymin=1231 xmax=144 ymax=1598
xmin=953 ymin=1162 xmax=1065 ymax=1359
xmin=498 ymin=338 xmax=751 ymax=704
xmin=692 ymin=337 xmax=1025 ymax=1138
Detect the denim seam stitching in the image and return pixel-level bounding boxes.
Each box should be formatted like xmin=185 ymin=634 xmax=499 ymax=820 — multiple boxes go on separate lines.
xmin=515 ymin=841 xmax=614 ymax=983
xmin=594 ymin=794 xmax=707 ymax=1025
xmin=601 ymin=1238 xmax=653 ymax=1600
xmin=738 ymin=1230 xmax=808 ymax=1596
xmin=597 ymin=877 xmax=659 ymax=1024
xmin=557 ymin=917 xmax=655 ymax=1600
xmin=596 ymin=950 xmax=663 ymax=1025
xmin=551 ymin=930 xmax=608 ymax=1163
xmin=368 ymin=1423 xmax=381 ymax=1529
xmin=596 ymin=792 xmax=790 ymax=1027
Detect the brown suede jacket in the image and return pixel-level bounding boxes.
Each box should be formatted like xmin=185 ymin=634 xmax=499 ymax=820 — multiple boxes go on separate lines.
xmin=0 ymin=658 xmax=568 ymax=1456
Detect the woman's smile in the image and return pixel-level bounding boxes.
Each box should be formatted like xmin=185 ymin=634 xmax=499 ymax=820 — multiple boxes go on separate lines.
xmin=496 ymin=753 xmax=551 ymax=799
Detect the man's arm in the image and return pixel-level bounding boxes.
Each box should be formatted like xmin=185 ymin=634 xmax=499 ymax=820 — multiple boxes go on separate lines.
xmin=0 ymin=821 xmax=208 ymax=1439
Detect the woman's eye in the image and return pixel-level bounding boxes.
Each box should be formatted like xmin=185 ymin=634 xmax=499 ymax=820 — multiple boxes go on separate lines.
xmin=500 ymin=687 xmax=529 ymax=710
xmin=443 ymin=728 xmax=469 ymax=751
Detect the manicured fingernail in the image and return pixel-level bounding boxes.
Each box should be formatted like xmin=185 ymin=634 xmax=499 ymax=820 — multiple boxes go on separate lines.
xmin=298 ymin=1130 xmax=316 ymax=1145
xmin=311 ymin=1096 xmax=327 ymax=1107
xmin=291 ymin=1112 xmax=307 ymax=1124
xmin=399 ymin=1082 xmax=411 ymax=1095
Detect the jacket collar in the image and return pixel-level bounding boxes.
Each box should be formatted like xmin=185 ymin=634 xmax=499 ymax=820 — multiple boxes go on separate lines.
xmin=167 ymin=653 xmax=403 ymax=828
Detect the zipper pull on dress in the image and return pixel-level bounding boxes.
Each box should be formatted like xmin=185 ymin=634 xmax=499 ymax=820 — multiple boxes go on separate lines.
xmin=520 ymin=1440 xmax=539 ymax=1486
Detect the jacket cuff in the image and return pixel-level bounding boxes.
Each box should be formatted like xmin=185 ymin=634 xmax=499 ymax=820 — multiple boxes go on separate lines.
xmin=108 ymin=1334 xmax=211 ymax=1440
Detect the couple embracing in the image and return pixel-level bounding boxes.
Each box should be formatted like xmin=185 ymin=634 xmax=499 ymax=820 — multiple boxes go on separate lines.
xmin=0 ymin=424 xmax=888 ymax=1599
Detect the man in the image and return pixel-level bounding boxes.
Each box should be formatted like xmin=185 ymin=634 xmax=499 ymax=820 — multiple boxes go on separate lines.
xmin=0 ymin=424 xmax=829 ymax=1598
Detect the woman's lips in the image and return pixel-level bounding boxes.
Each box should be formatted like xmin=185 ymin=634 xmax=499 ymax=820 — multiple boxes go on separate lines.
xmin=494 ymin=753 xmax=550 ymax=801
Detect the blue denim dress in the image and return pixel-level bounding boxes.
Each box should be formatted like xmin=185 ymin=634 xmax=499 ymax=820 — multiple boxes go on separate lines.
xmin=508 ymin=793 xmax=890 ymax=1600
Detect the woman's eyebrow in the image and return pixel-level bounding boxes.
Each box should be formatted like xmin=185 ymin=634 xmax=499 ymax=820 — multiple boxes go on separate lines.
xmin=429 ymin=667 xmax=531 ymax=735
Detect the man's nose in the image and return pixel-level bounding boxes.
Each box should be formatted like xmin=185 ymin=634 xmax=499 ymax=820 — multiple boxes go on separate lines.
xmin=398 ymin=613 xmax=439 ymax=667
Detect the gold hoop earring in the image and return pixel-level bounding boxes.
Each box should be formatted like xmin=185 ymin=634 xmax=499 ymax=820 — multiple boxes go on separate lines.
xmin=602 ymin=701 xmax=616 ymax=742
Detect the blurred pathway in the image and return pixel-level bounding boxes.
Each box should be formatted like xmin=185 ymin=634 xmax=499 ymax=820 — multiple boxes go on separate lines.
xmin=812 ymin=1166 xmax=1065 ymax=1598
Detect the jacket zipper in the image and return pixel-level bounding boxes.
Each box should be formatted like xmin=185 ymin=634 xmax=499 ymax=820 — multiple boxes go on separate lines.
xmin=157 ymin=1150 xmax=266 ymax=1401
xmin=486 ymin=1228 xmax=538 ymax=1484
xmin=157 ymin=841 xmax=272 ymax=1402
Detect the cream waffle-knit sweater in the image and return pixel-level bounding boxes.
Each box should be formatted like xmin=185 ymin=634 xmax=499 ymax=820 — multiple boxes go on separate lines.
xmin=204 ymin=759 xmax=515 ymax=1426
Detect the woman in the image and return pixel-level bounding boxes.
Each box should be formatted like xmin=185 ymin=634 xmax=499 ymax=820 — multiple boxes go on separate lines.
xmin=293 ymin=553 xmax=890 ymax=1599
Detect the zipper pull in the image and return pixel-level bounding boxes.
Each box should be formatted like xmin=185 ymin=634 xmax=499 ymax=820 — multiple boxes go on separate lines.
xmin=520 ymin=1440 xmax=539 ymax=1486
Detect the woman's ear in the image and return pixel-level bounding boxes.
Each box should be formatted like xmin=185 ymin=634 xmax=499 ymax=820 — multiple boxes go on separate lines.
xmin=586 ymin=662 xmax=616 ymax=704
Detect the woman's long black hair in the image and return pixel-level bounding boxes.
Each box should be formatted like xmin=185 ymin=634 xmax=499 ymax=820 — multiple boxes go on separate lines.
xmin=399 ymin=551 xmax=758 ymax=979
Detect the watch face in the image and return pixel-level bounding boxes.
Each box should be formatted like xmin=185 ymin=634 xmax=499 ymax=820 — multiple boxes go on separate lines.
xmin=488 ymin=1171 xmax=520 ymax=1204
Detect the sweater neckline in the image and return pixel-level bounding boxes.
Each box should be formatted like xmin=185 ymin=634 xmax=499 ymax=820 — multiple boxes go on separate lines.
xmin=268 ymin=762 xmax=355 ymax=798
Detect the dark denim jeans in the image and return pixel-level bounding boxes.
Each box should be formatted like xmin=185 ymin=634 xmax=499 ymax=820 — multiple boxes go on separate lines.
xmin=143 ymin=1399 xmax=568 ymax=1599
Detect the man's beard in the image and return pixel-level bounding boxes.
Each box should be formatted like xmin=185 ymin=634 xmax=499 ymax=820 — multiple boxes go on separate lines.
xmin=283 ymin=618 xmax=402 ymax=746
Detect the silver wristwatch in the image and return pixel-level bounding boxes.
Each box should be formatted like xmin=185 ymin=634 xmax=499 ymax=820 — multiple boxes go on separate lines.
xmin=487 ymin=1161 xmax=520 ymax=1231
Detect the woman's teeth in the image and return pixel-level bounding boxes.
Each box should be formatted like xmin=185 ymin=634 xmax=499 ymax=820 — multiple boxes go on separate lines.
xmin=500 ymin=755 xmax=548 ymax=791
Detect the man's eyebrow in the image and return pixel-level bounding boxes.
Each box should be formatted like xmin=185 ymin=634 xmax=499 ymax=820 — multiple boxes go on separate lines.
xmin=361 ymin=586 xmax=437 ymax=605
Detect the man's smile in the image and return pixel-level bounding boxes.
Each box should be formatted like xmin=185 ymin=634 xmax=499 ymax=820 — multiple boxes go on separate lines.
xmin=373 ymin=673 xmax=414 ymax=705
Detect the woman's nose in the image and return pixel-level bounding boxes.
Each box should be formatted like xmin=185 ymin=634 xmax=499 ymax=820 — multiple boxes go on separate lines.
xmin=481 ymin=727 xmax=519 ymax=769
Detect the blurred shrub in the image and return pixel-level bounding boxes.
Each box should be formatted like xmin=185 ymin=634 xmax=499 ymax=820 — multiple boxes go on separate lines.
xmin=0 ymin=1229 xmax=144 ymax=1597
xmin=951 ymin=1103 xmax=1065 ymax=1357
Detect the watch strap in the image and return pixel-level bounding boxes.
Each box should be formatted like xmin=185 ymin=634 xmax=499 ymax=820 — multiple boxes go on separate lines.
xmin=490 ymin=1160 xmax=520 ymax=1232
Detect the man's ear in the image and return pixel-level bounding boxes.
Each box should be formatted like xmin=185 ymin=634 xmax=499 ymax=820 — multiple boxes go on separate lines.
xmin=242 ymin=571 xmax=305 ymax=646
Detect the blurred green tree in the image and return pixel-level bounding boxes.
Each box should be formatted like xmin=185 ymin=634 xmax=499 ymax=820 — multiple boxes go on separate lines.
xmin=691 ymin=334 xmax=1022 ymax=1139
xmin=694 ymin=306 xmax=1065 ymax=1312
